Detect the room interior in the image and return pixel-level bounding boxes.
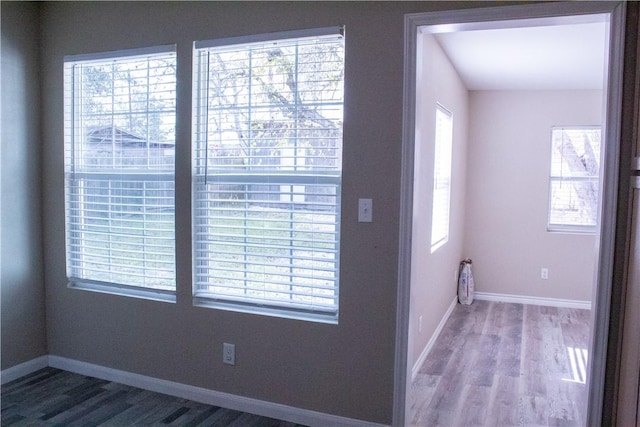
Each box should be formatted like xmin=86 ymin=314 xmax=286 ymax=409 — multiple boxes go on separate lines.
xmin=405 ymin=16 xmax=605 ymax=424
xmin=2 ymin=2 xmax=639 ymax=426
xmin=408 ymin=16 xmax=605 ymax=382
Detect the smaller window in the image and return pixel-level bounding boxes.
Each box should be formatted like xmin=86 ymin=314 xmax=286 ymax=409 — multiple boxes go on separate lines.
xmin=548 ymin=126 xmax=601 ymax=233
xmin=431 ymin=104 xmax=453 ymax=252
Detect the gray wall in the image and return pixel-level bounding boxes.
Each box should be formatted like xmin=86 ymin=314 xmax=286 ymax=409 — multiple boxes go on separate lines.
xmin=1 ymin=1 xmax=47 ymax=370
xmin=38 ymin=2 xmax=476 ymax=423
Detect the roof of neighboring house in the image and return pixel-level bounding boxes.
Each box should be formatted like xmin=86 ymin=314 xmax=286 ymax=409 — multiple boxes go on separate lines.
xmin=87 ymin=126 xmax=174 ymax=148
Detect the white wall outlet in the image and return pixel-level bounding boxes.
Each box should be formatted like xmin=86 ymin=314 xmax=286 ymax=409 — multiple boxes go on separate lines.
xmin=223 ymin=343 xmax=235 ymax=365
xmin=454 ymin=268 xmax=458 ymax=283
xmin=358 ymin=198 xmax=373 ymax=222
xmin=541 ymin=268 xmax=549 ymax=280
xmin=419 ymin=315 xmax=423 ymax=333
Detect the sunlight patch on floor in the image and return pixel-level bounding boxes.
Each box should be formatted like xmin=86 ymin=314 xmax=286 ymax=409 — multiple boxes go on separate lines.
xmin=564 ymin=346 xmax=588 ymax=384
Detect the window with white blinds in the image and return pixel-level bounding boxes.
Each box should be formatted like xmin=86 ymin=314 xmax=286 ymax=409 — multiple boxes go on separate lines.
xmin=64 ymin=46 xmax=177 ymax=296
xmin=548 ymin=126 xmax=601 ymax=232
xmin=431 ymin=104 xmax=453 ymax=252
xmin=192 ymin=28 xmax=344 ymax=320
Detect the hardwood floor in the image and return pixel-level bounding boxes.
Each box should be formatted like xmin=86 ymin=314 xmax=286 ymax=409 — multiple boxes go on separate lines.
xmin=410 ymin=300 xmax=590 ymax=426
xmin=1 ymin=368 xmax=307 ymax=426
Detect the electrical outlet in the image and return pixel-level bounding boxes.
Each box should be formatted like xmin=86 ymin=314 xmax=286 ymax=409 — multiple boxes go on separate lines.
xmin=223 ymin=343 xmax=235 ymax=365
xmin=541 ymin=268 xmax=549 ymax=280
xmin=454 ymin=268 xmax=458 ymax=283
xmin=419 ymin=315 xmax=423 ymax=333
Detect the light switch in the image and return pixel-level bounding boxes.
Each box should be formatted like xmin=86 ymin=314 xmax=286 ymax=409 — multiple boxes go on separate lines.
xmin=358 ymin=198 xmax=373 ymax=222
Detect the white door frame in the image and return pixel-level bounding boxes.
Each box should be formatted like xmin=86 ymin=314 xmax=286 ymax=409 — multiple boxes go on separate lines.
xmin=394 ymin=2 xmax=626 ymax=425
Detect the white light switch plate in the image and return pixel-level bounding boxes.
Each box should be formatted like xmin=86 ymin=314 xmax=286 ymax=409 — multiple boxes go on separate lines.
xmin=358 ymin=198 xmax=373 ymax=222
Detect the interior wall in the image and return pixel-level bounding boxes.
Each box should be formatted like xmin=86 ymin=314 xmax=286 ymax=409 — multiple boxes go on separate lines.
xmin=409 ymin=32 xmax=469 ymax=369
xmin=464 ymin=90 xmax=602 ymax=302
xmin=1 ymin=2 xmax=48 ymax=369
xmin=36 ymin=2 xmax=484 ymax=423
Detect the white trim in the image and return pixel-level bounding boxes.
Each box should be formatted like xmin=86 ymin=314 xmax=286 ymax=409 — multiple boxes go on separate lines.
xmin=69 ymin=281 xmax=176 ymax=304
xmin=588 ymin=2 xmax=626 ymax=425
xmin=474 ymin=292 xmax=592 ymax=310
xmin=393 ymin=9 xmax=419 ymax=425
xmin=195 ymin=26 xmax=343 ymax=50
xmin=64 ymin=44 xmax=176 ymax=63
xmin=396 ymin=2 xmax=624 ymax=426
xmin=411 ymin=297 xmax=457 ymax=382
xmin=1 ymin=356 xmax=48 ymax=385
xmin=47 ymin=356 xmax=387 ymax=427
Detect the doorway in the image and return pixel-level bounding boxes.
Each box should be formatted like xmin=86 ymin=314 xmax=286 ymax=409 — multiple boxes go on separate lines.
xmin=395 ymin=2 xmax=626 ymax=426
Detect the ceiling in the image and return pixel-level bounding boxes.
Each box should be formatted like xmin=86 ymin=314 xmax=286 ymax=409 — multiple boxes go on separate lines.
xmin=433 ymin=21 xmax=607 ymax=91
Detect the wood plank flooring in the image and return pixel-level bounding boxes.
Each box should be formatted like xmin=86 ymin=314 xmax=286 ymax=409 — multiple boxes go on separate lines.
xmin=2 ymin=368 xmax=307 ymax=426
xmin=410 ymin=300 xmax=590 ymax=426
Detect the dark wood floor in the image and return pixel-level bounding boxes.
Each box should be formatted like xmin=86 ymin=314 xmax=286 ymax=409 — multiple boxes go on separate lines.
xmin=410 ymin=300 xmax=590 ymax=427
xmin=2 ymin=367 xmax=307 ymax=426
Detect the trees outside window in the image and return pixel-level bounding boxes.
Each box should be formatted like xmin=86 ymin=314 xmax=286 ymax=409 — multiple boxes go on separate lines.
xmin=192 ymin=29 xmax=345 ymax=320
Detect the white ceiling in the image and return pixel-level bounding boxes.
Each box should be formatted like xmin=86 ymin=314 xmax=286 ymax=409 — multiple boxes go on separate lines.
xmin=433 ymin=22 xmax=607 ymax=91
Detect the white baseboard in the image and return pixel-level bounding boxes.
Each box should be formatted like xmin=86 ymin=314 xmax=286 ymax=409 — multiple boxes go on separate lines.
xmin=474 ymin=291 xmax=591 ymax=310
xmin=1 ymin=355 xmax=49 ymax=385
xmin=47 ymin=355 xmax=387 ymax=427
xmin=411 ymin=296 xmax=458 ymax=381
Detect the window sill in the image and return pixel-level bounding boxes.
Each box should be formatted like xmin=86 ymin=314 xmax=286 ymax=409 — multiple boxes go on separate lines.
xmin=68 ymin=280 xmax=176 ymax=303
xmin=193 ymin=297 xmax=338 ymax=324
xmin=547 ymin=226 xmax=597 ymax=235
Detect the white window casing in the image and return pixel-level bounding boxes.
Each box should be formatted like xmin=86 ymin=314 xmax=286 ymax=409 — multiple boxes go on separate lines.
xmin=192 ymin=28 xmax=344 ymax=321
xmin=431 ymin=104 xmax=453 ymax=252
xmin=548 ymin=126 xmax=601 ymax=233
xmin=64 ymin=46 xmax=177 ymax=299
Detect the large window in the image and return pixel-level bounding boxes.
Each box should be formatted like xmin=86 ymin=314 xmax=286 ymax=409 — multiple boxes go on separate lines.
xmin=64 ymin=46 xmax=177 ymax=297
xmin=192 ymin=28 xmax=344 ymax=320
xmin=431 ymin=104 xmax=453 ymax=251
xmin=548 ymin=126 xmax=601 ymax=232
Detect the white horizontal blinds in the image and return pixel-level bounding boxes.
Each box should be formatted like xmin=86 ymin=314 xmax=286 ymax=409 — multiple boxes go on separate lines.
xmin=431 ymin=105 xmax=453 ymax=249
xmin=549 ymin=127 xmax=601 ymax=231
xmin=64 ymin=48 xmax=177 ymax=291
xmin=193 ymin=30 xmax=344 ymax=315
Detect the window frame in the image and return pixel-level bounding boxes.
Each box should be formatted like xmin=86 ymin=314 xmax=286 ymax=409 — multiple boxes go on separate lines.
xmin=191 ymin=27 xmax=345 ymax=323
xmin=431 ymin=103 xmax=453 ymax=252
xmin=547 ymin=125 xmax=602 ymax=234
xmin=63 ymin=45 xmax=178 ymax=302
